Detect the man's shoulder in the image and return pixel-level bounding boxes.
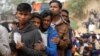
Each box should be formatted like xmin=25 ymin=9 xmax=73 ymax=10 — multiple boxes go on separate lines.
xmin=48 ymin=26 xmax=58 ymax=38
xmin=0 ymin=25 xmax=7 ymax=32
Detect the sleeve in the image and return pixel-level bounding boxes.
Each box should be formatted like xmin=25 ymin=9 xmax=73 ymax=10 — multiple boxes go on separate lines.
xmin=0 ymin=26 xmax=11 ymax=56
xmin=45 ymin=41 xmax=57 ymax=55
xmin=10 ymin=29 xmax=43 ymax=56
xmin=46 ymin=27 xmax=58 ymax=55
xmin=48 ymin=27 xmax=58 ymax=39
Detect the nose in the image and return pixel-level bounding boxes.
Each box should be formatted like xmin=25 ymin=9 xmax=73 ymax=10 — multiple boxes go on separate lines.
xmin=21 ymin=15 xmax=26 ymax=19
xmin=34 ymin=23 xmax=38 ymax=26
xmin=44 ymin=21 xmax=48 ymax=24
xmin=34 ymin=22 xmax=39 ymax=28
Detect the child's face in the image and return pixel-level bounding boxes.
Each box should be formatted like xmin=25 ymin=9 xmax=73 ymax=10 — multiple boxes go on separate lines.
xmin=32 ymin=17 xmax=41 ymax=28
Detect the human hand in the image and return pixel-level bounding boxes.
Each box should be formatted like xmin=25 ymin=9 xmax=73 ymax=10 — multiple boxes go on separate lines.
xmin=16 ymin=41 xmax=24 ymax=50
xmin=34 ymin=41 xmax=45 ymax=51
xmin=52 ymin=37 xmax=60 ymax=44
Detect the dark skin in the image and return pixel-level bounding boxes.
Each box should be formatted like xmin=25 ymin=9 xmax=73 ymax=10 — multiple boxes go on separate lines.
xmin=16 ymin=11 xmax=31 ymax=30
xmin=61 ymin=11 xmax=69 ymax=21
xmin=41 ymin=15 xmax=60 ymax=44
xmin=15 ymin=11 xmax=31 ymax=49
xmin=15 ymin=11 xmax=44 ymax=51
xmin=41 ymin=16 xmax=51 ymax=32
xmin=56 ymin=23 xmax=69 ymax=56
xmin=49 ymin=2 xmax=62 ymax=24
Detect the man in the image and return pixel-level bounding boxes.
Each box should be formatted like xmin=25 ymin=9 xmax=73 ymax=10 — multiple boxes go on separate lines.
xmin=61 ymin=9 xmax=69 ymax=21
xmin=40 ymin=10 xmax=59 ymax=56
xmin=61 ymin=9 xmax=73 ymax=56
xmin=0 ymin=25 xmax=11 ymax=56
xmin=49 ymin=0 xmax=63 ymax=28
xmin=10 ymin=3 xmax=44 ymax=56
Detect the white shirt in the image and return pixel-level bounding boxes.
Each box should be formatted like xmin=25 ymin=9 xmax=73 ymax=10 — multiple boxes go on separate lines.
xmin=88 ymin=23 xmax=95 ymax=32
xmin=39 ymin=30 xmax=48 ymax=46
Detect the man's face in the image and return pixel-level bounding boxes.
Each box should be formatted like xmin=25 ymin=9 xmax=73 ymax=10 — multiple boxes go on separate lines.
xmin=61 ymin=11 xmax=69 ymax=20
xmin=42 ymin=16 xmax=51 ymax=29
xmin=16 ymin=11 xmax=31 ymax=25
xmin=49 ymin=2 xmax=61 ymax=16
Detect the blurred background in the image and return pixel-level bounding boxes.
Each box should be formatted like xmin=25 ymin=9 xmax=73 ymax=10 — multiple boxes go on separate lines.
xmin=0 ymin=0 xmax=100 ymax=33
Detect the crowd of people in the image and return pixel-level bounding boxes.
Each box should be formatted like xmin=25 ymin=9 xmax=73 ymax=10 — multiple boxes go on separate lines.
xmin=0 ymin=0 xmax=100 ymax=56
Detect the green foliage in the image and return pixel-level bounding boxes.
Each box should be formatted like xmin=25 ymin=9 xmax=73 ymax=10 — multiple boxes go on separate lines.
xmin=67 ymin=0 xmax=89 ymax=19
xmin=70 ymin=19 xmax=78 ymax=29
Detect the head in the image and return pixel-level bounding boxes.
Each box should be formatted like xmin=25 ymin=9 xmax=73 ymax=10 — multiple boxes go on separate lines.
xmin=92 ymin=34 xmax=97 ymax=41
xmin=82 ymin=34 xmax=88 ymax=42
xmin=31 ymin=12 xmax=41 ymax=28
xmin=31 ymin=1 xmax=36 ymax=11
xmin=40 ymin=10 xmax=52 ymax=30
xmin=49 ymin=0 xmax=62 ymax=16
xmin=31 ymin=1 xmax=35 ymax=5
xmin=61 ymin=9 xmax=69 ymax=21
xmin=16 ymin=3 xmax=31 ymax=25
xmin=55 ymin=22 xmax=69 ymax=37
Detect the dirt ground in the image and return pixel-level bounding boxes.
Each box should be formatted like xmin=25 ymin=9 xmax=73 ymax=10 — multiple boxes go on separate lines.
xmin=74 ymin=0 xmax=100 ymax=34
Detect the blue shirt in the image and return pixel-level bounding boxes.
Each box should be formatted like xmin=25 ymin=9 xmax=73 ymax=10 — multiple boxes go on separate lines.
xmin=45 ymin=26 xmax=58 ymax=56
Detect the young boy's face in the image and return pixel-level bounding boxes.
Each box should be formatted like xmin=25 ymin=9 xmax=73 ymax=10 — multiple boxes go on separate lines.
xmin=32 ymin=17 xmax=41 ymax=28
xmin=42 ymin=16 xmax=51 ymax=29
xmin=16 ymin=11 xmax=31 ymax=25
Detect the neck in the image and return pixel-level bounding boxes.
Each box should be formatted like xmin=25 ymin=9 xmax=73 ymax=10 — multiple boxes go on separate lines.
xmin=40 ymin=25 xmax=49 ymax=33
xmin=41 ymin=28 xmax=48 ymax=33
xmin=52 ymin=15 xmax=60 ymax=23
xmin=18 ymin=22 xmax=27 ymax=30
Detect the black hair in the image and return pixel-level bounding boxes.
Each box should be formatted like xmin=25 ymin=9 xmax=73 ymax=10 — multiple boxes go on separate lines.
xmin=17 ymin=3 xmax=32 ymax=12
xmin=49 ymin=0 xmax=62 ymax=9
xmin=62 ymin=9 xmax=69 ymax=15
xmin=82 ymin=34 xmax=90 ymax=38
xmin=40 ymin=10 xmax=52 ymax=20
xmin=31 ymin=12 xmax=42 ymax=21
xmin=40 ymin=10 xmax=52 ymax=32
xmin=61 ymin=9 xmax=70 ymax=24
xmin=31 ymin=1 xmax=35 ymax=5
xmin=92 ymin=34 xmax=97 ymax=39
